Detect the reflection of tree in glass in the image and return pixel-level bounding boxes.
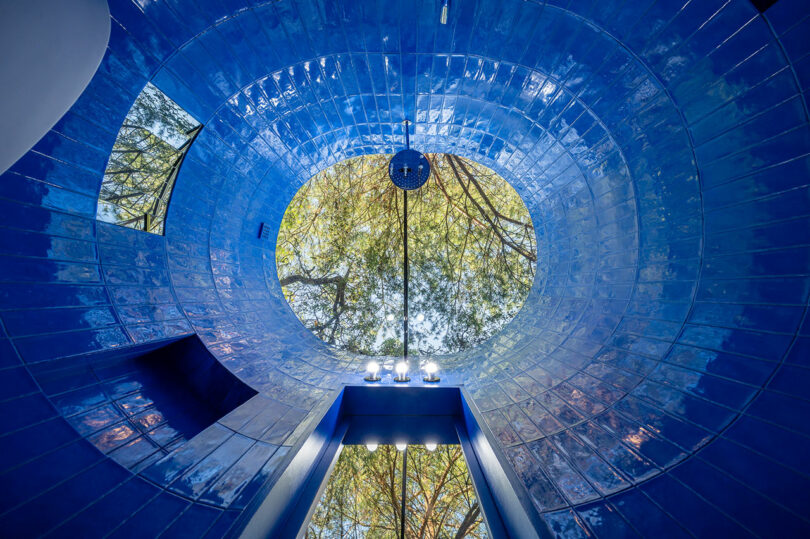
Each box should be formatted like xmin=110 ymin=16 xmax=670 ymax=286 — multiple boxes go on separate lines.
xmin=97 ymin=83 xmax=201 ymax=234
xmin=277 ymin=154 xmax=536 ymax=356
xmin=307 ymin=444 xmax=488 ymax=538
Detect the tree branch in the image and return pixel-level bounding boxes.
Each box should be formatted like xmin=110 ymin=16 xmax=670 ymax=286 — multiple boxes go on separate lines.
xmin=278 ymin=274 xmax=346 ymax=287
xmin=446 ymin=155 xmax=537 ymax=262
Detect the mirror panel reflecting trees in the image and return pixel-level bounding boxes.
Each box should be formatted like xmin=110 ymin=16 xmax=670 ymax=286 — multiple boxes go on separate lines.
xmin=277 ymin=154 xmax=536 ymax=356
xmin=307 ymin=444 xmax=488 ymax=538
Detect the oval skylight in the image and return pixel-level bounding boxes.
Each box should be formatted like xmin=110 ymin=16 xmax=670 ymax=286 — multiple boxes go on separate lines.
xmin=276 ymin=153 xmax=536 ymax=356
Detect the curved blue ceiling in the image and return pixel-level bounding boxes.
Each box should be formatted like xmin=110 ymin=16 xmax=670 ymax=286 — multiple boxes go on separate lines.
xmin=1 ymin=0 xmax=809 ymax=536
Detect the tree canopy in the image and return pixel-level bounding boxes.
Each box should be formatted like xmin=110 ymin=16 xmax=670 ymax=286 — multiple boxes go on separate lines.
xmin=276 ymin=153 xmax=536 ymax=356
xmin=306 ymin=444 xmax=488 ymax=538
xmin=98 ymin=83 xmax=200 ymax=234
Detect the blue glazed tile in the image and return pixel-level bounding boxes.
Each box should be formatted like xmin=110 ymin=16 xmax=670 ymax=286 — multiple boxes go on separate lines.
xmin=526 ymin=438 xmax=599 ymax=505
xmin=170 ymin=434 xmax=253 ymax=499
xmin=631 ymin=380 xmax=737 ymax=432
xmin=160 ymin=503 xmax=222 ymax=538
xmin=786 ymin=337 xmax=810 ymax=366
xmin=231 ymin=445 xmax=290 ymax=510
xmin=613 ymin=396 xmax=712 ymax=452
xmin=0 ymin=417 xmax=78 ymax=474
xmin=15 ymin=327 xmax=131 ymax=363
xmin=0 ymin=366 xmax=38 ymax=401
xmin=117 ymin=392 xmax=156 ymax=416
xmin=202 ymin=510 xmax=240 ymax=539
xmin=610 ymin=487 xmax=691 ymax=538
xmin=572 ymin=422 xmax=658 ymax=483
xmin=672 ymin=457 xmax=810 ymax=537
xmin=502 ymin=404 xmax=544 ymax=442
xmin=0 ymin=394 xmax=57 ymax=433
xmin=688 ymin=300 xmax=804 ymax=335
xmin=768 ymin=363 xmax=810 ymax=398
xmin=746 ymin=390 xmax=810 ymax=436
xmin=0 ymin=439 xmax=103 ymax=510
xmin=49 ymin=477 xmax=158 ymax=537
xmin=641 ymin=473 xmax=752 ymax=537
xmin=0 ymin=257 xmax=101 ymax=284
xmin=30 ymin=129 xmax=108 ymax=173
xmin=105 ymin=375 xmax=144 ymax=399
xmin=0 ymin=459 xmax=129 ymax=537
xmin=767 ymin=0 xmax=810 ymax=34
xmin=88 ymin=421 xmax=140 ymax=453
xmin=109 ymin=435 xmax=162 ymax=469
xmin=69 ymin=404 xmax=125 ymax=436
xmin=505 ymin=445 xmax=567 ymax=512
xmin=141 ymin=424 xmax=232 ymax=485
xmin=551 ymin=431 xmax=629 ymax=496
xmin=724 ymin=413 xmax=810 ymax=475
xmin=106 ymin=491 xmax=189 ymax=539
xmin=108 ymin=0 xmax=175 ymax=61
xmin=3 ymin=306 xmax=117 ymax=338
xmin=0 ymin=201 xmax=93 ymax=240
xmin=146 ymin=422 xmax=184 ymax=447
xmin=649 ymin=363 xmax=756 ymax=409
xmin=697 ymin=275 xmax=810 ymax=307
xmin=780 ymin=16 xmax=810 ymax=59
xmin=198 ymin=442 xmax=276 ymax=508
xmin=577 ymin=501 xmax=639 ymax=538
xmin=51 ymin=387 xmax=108 ymax=416
xmin=542 ymin=509 xmax=592 ymax=538
xmin=700 ymin=437 xmax=810 ymax=516
xmin=130 ymin=407 xmax=166 ymax=432
xmin=0 ymin=230 xmax=98 ymax=265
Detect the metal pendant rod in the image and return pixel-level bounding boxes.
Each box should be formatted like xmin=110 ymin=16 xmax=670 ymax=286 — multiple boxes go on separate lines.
xmin=403 ymin=189 xmax=408 ymax=359
xmin=400 ymin=445 xmax=408 ymax=539
xmin=403 ymin=119 xmax=410 ymax=361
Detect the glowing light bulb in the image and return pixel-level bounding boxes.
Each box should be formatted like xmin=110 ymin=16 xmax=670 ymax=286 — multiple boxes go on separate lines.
xmin=415 ymin=313 xmax=425 ymax=322
xmin=423 ymin=362 xmax=440 ymax=383
xmin=425 ymin=442 xmax=437 ymax=452
xmin=364 ymin=361 xmax=381 ymax=382
xmin=366 ymin=442 xmax=378 ymax=452
xmin=386 ymin=313 xmax=395 ymax=321
xmin=396 ymin=442 xmax=407 ymax=451
xmin=394 ymin=361 xmax=410 ymax=383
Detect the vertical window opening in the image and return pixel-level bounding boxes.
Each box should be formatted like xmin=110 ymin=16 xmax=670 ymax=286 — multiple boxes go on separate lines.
xmin=307 ymin=443 xmax=489 ymax=538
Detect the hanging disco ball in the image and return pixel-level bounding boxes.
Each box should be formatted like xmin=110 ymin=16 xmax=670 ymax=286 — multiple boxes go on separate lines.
xmin=389 ymin=149 xmax=430 ymax=190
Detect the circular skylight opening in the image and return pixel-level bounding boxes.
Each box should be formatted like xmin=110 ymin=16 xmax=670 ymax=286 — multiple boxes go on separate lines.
xmin=276 ymin=153 xmax=537 ymax=356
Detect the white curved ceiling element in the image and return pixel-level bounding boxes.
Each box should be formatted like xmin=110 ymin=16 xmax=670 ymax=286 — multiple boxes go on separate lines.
xmin=0 ymin=0 xmax=110 ymax=174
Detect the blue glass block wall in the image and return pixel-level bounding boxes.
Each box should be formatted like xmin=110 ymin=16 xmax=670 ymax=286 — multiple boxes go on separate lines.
xmin=0 ymin=0 xmax=809 ymax=536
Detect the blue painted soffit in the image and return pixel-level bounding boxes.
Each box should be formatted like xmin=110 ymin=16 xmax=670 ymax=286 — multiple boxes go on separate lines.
xmin=1 ymin=0 xmax=810 ymax=536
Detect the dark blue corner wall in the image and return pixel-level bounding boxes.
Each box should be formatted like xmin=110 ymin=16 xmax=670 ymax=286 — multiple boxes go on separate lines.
xmin=1 ymin=0 xmax=810 ymax=537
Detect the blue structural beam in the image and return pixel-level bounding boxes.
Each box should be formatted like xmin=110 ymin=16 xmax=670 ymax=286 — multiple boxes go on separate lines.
xmin=235 ymin=385 xmax=547 ymax=538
